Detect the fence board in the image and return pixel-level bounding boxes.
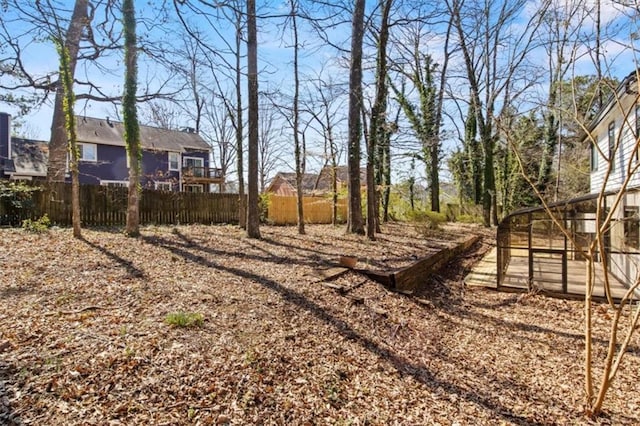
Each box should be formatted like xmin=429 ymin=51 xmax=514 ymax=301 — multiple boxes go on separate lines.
xmin=267 ymin=195 xmax=347 ymax=225
xmin=4 ymin=182 xmax=239 ymax=227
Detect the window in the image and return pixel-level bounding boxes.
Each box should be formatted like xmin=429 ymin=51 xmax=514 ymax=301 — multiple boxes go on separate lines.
xmin=590 ymin=142 xmax=598 ymax=172
xmin=78 ymin=143 xmax=97 ymax=162
xmin=155 ymin=181 xmax=172 ymax=191
xmin=100 ymin=180 xmax=128 ymax=188
xmin=168 ymin=152 xmax=180 ymax=171
xmin=184 ymin=184 xmax=204 ymax=193
xmin=183 ymin=157 xmax=204 ymax=177
xmin=608 ymin=121 xmax=615 ymax=170
xmin=624 ymin=206 xmax=640 ymax=249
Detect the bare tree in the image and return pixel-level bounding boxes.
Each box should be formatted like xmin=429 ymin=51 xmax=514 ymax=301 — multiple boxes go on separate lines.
xmin=346 ymin=0 xmax=366 ymax=235
xmin=306 ymin=76 xmax=347 ymax=226
xmin=54 ymin=39 xmax=81 ymax=238
xmin=507 ymin=71 xmax=640 ymax=417
xmin=49 ymin=0 xmax=88 ymax=183
xmin=203 ymin=95 xmax=237 ymax=193
xmin=173 ymin=0 xmax=248 ymax=224
xmin=365 ymin=0 xmax=393 ymax=239
xmin=287 ymin=0 xmax=306 ymax=235
xmin=246 ymin=0 xmax=261 ymax=238
xmin=258 ymin=99 xmax=283 ymax=193
xmin=123 ymin=0 xmax=141 ymax=237
xmin=0 ymin=1 xmax=120 ymax=181
xmin=538 ymin=1 xmax=591 ymax=200
xmin=447 ymin=0 xmax=549 ymax=225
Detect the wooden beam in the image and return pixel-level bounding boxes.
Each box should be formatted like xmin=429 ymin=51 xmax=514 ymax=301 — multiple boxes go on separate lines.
xmin=357 ymin=235 xmax=481 ymax=292
xmin=392 ymin=235 xmax=480 ymax=292
xmin=309 ymin=266 xmax=351 ymax=282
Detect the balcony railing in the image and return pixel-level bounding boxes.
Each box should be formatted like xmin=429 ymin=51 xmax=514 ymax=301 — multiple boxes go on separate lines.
xmin=182 ymin=166 xmax=224 ymax=180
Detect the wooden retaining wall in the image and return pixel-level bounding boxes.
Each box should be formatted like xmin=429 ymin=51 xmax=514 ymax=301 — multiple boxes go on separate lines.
xmin=359 ymin=235 xmax=481 ymax=293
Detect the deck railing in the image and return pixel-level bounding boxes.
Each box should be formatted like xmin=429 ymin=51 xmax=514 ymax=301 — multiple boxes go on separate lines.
xmin=182 ymin=167 xmax=224 ymax=179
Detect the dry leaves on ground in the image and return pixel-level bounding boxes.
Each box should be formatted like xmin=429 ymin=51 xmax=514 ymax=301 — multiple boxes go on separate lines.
xmin=0 ymin=222 xmax=638 ymax=425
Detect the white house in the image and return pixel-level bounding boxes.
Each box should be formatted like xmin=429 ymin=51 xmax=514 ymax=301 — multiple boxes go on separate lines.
xmin=587 ymin=70 xmax=640 ymax=287
xmin=589 ymin=70 xmax=640 ymax=194
xmin=483 ymin=70 xmax=640 ymax=300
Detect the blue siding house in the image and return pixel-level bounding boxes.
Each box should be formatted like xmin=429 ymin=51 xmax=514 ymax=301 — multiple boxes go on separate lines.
xmin=0 ymin=113 xmax=223 ymax=192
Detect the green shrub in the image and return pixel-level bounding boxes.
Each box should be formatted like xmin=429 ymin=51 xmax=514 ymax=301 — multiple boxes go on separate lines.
xmin=0 ymin=181 xmax=38 ymax=226
xmin=457 ymin=214 xmax=482 ymax=224
xmin=22 ymin=214 xmax=51 ymax=233
xmin=408 ymin=210 xmax=447 ymax=232
xmin=164 ymin=311 xmax=204 ymax=328
xmin=259 ymin=193 xmax=271 ymax=224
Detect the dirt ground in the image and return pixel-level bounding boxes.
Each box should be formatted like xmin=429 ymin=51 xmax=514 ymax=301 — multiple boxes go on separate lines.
xmin=1 ymin=222 xmax=639 ymax=425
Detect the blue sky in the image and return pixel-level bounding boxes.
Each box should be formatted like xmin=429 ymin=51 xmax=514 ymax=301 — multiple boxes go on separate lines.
xmin=1 ymin=0 xmax=639 ymax=187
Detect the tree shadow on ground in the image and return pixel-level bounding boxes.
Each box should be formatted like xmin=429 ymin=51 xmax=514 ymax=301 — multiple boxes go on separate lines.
xmin=79 ymin=237 xmax=145 ymax=279
xmin=141 ymin=234 xmax=549 ymax=426
xmin=161 ymin=230 xmax=337 ymax=270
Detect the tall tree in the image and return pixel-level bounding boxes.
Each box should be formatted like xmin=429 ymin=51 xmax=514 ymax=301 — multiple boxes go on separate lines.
xmin=49 ymin=0 xmax=88 ymax=182
xmin=366 ymin=0 xmax=393 ymax=239
xmin=305 ymin=72 xmax=346 ymax=226
xmin=232 ymin=5 xmax=247 ymax=228
xmin=391 ymin=54 xmax=441 ymax=212
xmin=204 ymin=94 xmax=238 ymax=193
xmin=257 ymin=99 xmax=283 ymax=193
xmin=537 ymin=1 xmax=590 ymax=200
xmin=466 ymin=94 xmax=482 ymax=204
xmin=346 ymin=0 xmax=366 ymax=235
xmin=123 ymin=0 xmax=141 ymax=237
xmin=175 ymin=0 xmax=249 ymax=224
xmin=54 ymin=39 xmax=81 ymax=238
xmin=447 ymin=0 xmax=549 ymax=225
xmin=289 ymin=0 xmax=305 ymax=235
xmin=246 ymin=0 xmax=261 ymax=238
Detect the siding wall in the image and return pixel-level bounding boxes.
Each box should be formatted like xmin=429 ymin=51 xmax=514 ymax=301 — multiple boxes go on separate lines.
xmin=75 ymin=146 xmax=208 ymax=191
xmin=78 ymin=144 xmax=128 ymax=185
xmin=590 ymin=91 xmax=640 ymax=194
xmin=606 ymin=191 xmax=640 ymax=286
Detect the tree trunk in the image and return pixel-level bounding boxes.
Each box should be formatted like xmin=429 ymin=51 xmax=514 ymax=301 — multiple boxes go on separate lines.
xmin=123 ymin=0 xmax=140 ymax=237
xmin=585 ymin=258 xmax=594 ymax=411
xmin=346 ymin=0 xmax=366 ymax=235
xmin=235 ymin=16 xmax=246 ymax=229
xmin=538 ymin=89 xmax=558 ymax=197
xmin=366 ymin=0 xmax=392 ymax=240
xmin=291 ymin=0 xmax=305 ymax=235
xmin=47 ymin=0 xmax=87 ymax=182
xmin=481 ymin=124 xmax=495 ymax=227
xmin=430 ymin=141 xmax=440 ymax=212
xmin=246 ymin=0 xmax=261 ymax=238
xmin=55 ymin=39 xmax=81 ymax=238
xmin=331 ymin=163 xmax=338 ymax=226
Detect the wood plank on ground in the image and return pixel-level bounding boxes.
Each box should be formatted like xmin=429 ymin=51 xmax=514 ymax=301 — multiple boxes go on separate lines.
xmin=310 ymin=266 xmax=350 ymax=282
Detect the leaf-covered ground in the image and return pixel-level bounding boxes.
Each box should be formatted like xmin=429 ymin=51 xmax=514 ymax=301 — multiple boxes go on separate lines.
xmin=1 ymin=223 xmax=639 ymax=425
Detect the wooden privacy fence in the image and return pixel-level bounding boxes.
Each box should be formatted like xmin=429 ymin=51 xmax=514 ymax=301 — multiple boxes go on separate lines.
xmin=267 ymin=195 xmax=347 ymax=225
xmin=20 ymin=182 xmax=238 ymax=226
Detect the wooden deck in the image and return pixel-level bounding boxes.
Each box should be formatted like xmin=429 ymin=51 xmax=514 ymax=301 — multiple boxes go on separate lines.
xmin=465 ymin=248 xmax=633 ymax=301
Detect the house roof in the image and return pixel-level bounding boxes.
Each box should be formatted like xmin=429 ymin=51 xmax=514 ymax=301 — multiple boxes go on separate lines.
xmin=269 ymin=172 xmax=321 ymax=193
xmin=76 ymin=116 xmax=211 ymax=153
xmin=316 ymin=166 xmax=366 ymax=190
xmin=267 ymin=167 xmax=368 ymax=195
xmin=587 ymin=69 xmax=639 ymax=133
xmin=10 ymin=137 xmax=48 ymax=177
